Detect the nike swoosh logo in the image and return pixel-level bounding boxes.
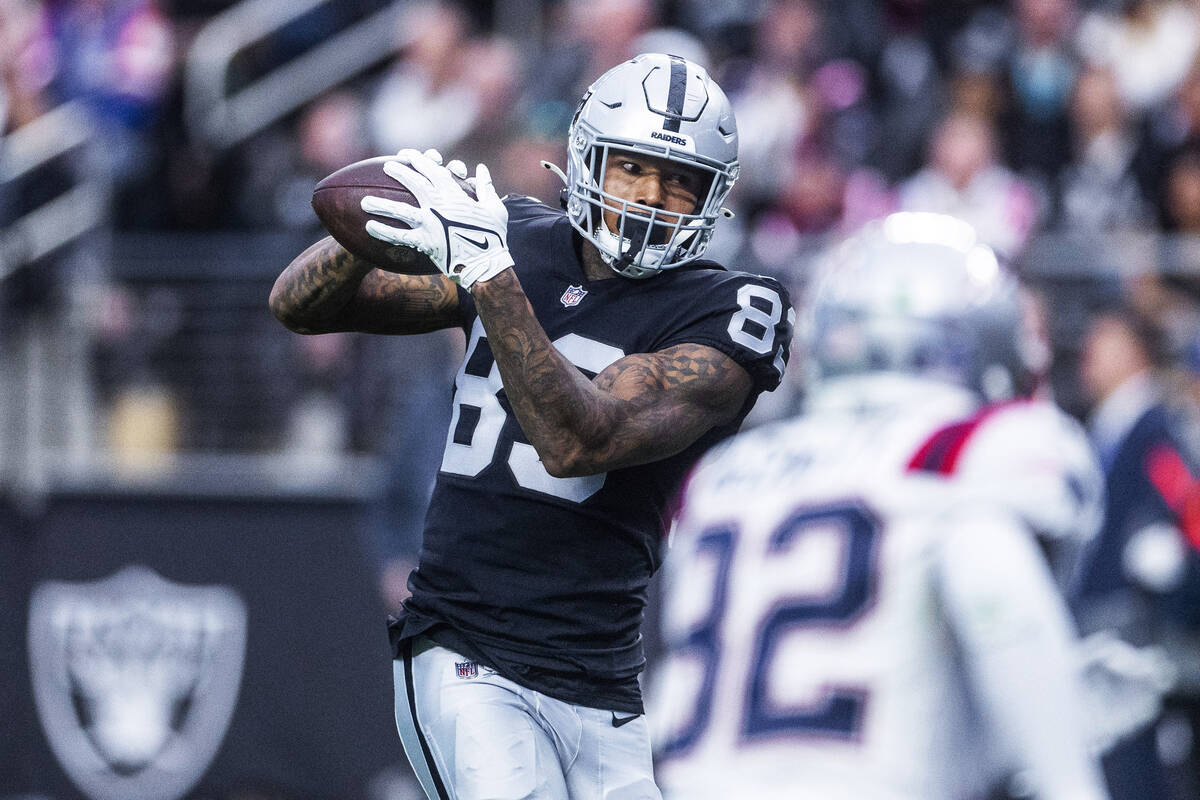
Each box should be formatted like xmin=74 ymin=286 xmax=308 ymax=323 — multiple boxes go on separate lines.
xmin=457 ymin=233 xmax=490 ymax=250
xmin=611 ymin=712 xmax=640 ymax=728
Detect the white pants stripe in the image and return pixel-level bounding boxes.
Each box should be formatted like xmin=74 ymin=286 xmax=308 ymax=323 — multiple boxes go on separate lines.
xmin=394 ymin=639 xmax=452 ymax=800
xmin=393 ymin=636 xmax=662 ymax=800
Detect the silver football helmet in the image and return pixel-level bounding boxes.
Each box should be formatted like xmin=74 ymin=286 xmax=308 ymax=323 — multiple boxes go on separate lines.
xmin=549 ymin=53 xmax=739 ymax=279
xmin=807 ymin=212 xmax=1034 ymax=402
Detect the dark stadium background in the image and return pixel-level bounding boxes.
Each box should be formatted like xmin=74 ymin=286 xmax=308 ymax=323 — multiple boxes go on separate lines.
xmin=3 ymin=1 xmax=1200 ymax=798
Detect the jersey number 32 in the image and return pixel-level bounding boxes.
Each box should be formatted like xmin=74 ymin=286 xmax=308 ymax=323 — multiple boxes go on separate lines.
xmin=661 ymin=501 xmax=881 ymax=757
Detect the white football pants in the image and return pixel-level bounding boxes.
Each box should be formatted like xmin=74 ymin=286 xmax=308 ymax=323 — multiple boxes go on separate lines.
xmin=393 ymin=636 xmax=662 ymax=800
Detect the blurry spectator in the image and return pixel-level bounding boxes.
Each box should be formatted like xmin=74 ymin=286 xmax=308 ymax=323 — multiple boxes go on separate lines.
xmin=998 ymin=0 xmax=1082 ymax=183
xmin=1164 ymin=143 xmax=1200 ymax=232
xmin=631 ymin=26 xmax=710 ymax=69
xmin=279 ymin=332 xmax=353 ymax=478
xmin=106 ymin=380 xmax=179 ymax=471
xmin=897 ymin=109 xmax=1039 ymax=257
xmin=720 ymin=0 xmax=826 ymax=212
xmin=1157 ymin=57 xmax=1200 ymax=148
xmin=863 ymin=4 xmax=947 ymax=182
xmin=0 ymin=0 xmax=52 ymax=233
xmin=1145 ymin=59 xmax=1200 ymax=221
xmin=1133 ymin=137 xmax=1200 ymax=359
xmin=448 ymin=35 xmax=524 ymax=165
xmin=91 ymin=280 xmax=187 ymax=459
xmin=1165 ymin=335 xmax=1200 ymax=800
xmin=721 ymin=1 xmax=883 ymax=272
xmin=771 ymin=153 xmax=846 ymax=235
xmin=34 ymin=0 xmax=174 ymax=127
xmin=1073 ymin=303 xmax=1200 ymax=800
xmin=947 ymin=66 xmax=1005 ymax=122
xmin=516 ymin=0 xmax=656 ymax=142
xmin=367 ymin=0 xmax=478 ymax=156
xmin=1177 ymin=332 xmax=1200 ymax=465
xmin=295 ymin=92 xmax=370 ymax=188
xmin=566 ymin=0 xmax=656 ymax=79
xmin=493 ymin=131 xmax=567 ymax=203
xmin=32 ymin=0 xmax=174 ymax=218
xmin=1075 ymin=305 xmax=1198 ymax=612
xmin=1054 ymin=65 xmax=1154 ymax=231
xmin=0 ymin=0 xmax=51 ymax=132
xmin=224 ymin=90 xmax=370 ymax=230
xmin=251 ymin=90 xmax=370 ymax=230
xmin=676 ymin=0 xmax=759 ymax=54
xmin=1077 ymin=0 xmax=1200 ymax=114
xmin=743 ymin=150 xmax=847 ymax=276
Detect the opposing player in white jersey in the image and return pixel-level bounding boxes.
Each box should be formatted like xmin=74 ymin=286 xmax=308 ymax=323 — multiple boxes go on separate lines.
xmin=652 ymin=213 xmax=1109 ymax=799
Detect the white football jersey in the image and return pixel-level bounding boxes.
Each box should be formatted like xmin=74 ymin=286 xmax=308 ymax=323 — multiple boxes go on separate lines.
xmin=937 ymin=395 xmax=1105 ymax=584
xmin=652 ymin=375 xmax=1107 ymax=800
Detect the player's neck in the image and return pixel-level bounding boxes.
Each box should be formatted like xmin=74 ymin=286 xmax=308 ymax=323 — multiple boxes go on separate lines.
xmin=579 ymin=239 xmax=618 ymax=281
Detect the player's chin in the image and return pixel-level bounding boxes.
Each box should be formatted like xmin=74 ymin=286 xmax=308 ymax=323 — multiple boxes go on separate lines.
xmin=604 ymin=210 xmax=683 ymax=243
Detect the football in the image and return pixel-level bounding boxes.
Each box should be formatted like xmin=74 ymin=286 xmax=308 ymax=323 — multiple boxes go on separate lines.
xmin=311 ymin=155 xmax=476 ymax=274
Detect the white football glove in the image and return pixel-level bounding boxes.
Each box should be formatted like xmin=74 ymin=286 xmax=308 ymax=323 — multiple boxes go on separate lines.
xmin=362 ymin=148 xmax=513 ymax=290
xmin=1077 ymin=631 xmax=1177 ymax=755
xmin=411 ymin=148 xmax=471 ymax=186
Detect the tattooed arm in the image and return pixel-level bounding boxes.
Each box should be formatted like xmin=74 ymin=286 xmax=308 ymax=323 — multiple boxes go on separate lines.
xmin=471 ymin=270 xmax=753 ymax=478
xmin=269 ymin=236 xmax=461 ymax=335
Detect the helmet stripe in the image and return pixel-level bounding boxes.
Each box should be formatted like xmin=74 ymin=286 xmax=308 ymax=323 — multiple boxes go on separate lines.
xmin=663 ymin=56 xmax=688 ymax=132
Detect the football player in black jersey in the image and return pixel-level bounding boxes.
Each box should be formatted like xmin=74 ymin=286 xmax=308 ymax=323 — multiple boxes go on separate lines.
xmin=270 ymin=53 xmax=793 ymax=800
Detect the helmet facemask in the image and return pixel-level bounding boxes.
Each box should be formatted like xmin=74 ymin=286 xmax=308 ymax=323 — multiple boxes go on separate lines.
xmin=566 ymin=134 xmax=733 ymax=278
xmin=549 ymin=53 xmax=740 ymax=279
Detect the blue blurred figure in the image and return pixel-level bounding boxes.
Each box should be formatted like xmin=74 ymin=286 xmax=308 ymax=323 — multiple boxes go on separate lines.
xmin=1072 ymin=303 xmax=1200 ymax=800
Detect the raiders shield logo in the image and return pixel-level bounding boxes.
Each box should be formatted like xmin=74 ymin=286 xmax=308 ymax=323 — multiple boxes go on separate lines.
xmin=28 ymin=565 xmax=247 ymax=800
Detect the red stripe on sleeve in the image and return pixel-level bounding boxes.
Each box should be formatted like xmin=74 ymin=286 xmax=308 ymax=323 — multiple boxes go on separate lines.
xmin=1146 ymin=444 xmax=1200 ymax=552
xmin=906 ymin=403 xmax=1015 ymax=475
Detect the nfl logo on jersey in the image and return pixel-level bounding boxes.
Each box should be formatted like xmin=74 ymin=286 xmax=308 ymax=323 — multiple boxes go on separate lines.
xmin=560 ymin=285 xmax=587 ymax=307
xmin=455 ymin=661 xmax=478 ymax=679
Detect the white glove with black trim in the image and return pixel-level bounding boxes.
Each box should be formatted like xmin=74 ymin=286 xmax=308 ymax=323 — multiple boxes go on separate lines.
xmin=1077 ymin=631 xmax=1177 ymax=754
xmin=361 ymin=148 xmax=513 ymax=290
xmin=408 ymin=148 xmax=474 ymax=189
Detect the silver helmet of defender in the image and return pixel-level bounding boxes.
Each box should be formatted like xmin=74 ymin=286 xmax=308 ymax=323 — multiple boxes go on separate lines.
xmin=807 ymin=212 xmax=1035 ymax=402
xmin=561 ymin=53 xmax=739 ymax=279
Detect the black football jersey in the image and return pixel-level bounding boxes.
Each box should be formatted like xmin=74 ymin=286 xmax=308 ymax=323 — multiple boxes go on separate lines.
xmin=394 ymin=196 xmax=793 ymax=712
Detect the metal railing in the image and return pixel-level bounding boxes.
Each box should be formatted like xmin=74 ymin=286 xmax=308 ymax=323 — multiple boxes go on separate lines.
xmin=184 ymin=0 xmax=412 ymax=150
xmin=0 ymin=101 xmax=108 ymax=281
xmin=0 ymin=101 xmax=109 ymax=500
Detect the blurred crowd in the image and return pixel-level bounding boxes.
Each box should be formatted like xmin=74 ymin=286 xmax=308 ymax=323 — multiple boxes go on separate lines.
xmin=8 ymin=0 xmax=1200 ymax=338
xmin=5 ymin=3 xmax=1200 ymax=553
xmin=8 ymin=0 xmax=1200 ymax=242
xmin=7 ymin=0 xmax=1200 ymax=342
xmin=7 ymin=0 xmax=1200 ymax=573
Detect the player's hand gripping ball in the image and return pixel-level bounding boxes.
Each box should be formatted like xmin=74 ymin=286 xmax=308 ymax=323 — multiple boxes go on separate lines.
xmin=359 ymin=149 xmax=515 ymax=290
xmin=311 ymin=149 xmax=476 ymax=275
